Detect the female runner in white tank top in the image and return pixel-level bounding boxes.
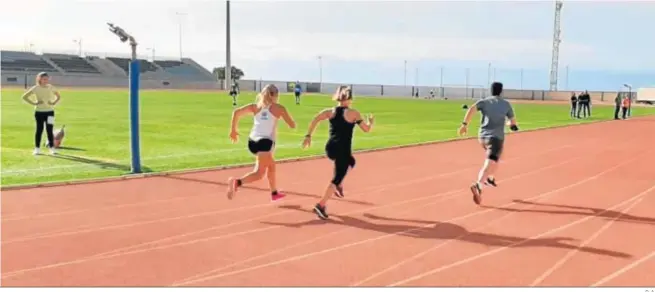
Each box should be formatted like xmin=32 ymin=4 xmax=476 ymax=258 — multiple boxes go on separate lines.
xmin=227 ymin=84 xmax=296 ymax=201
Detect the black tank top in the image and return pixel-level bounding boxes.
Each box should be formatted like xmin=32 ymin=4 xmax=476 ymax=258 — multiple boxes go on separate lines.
xmin=328 ymin=106 xmax=355 ymax=148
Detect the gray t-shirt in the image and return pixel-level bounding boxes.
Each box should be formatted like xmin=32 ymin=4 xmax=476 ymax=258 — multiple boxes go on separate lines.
xmin=475 ymin=96 xmax=515 ymax=140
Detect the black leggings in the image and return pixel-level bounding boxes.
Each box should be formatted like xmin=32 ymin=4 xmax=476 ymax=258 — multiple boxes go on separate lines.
xmin=35 ymin=111 xmax=55 ymax=148
xmin=326 ymin=142 xmax=356 ymax=186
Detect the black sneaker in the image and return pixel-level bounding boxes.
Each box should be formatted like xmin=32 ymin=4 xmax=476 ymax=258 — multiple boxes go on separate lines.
xmin=484 ymin=177 xmax=497 ymax=187
xmin=334 ymin=185 xmax=344 ymax=198
xmin=313 ymin=203 xmax=328 ymax=220
xmin=470 ymin=183 xmax=482 ymax=205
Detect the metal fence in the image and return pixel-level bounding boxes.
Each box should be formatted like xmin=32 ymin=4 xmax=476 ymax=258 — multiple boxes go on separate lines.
xmin=235 ymin=79 xmax=625 ymax=103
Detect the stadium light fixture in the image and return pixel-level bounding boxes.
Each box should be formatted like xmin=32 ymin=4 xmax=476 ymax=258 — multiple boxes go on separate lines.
xmin=107 ymin=23 xmax=138 ymax=60
xmin=107 ymin=22 xmax=142 ymax=173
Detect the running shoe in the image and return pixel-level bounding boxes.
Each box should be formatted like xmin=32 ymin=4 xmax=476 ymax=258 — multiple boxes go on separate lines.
xmin=271 ymin=192 xmax=286 ymax=201
xmin=314 ymin=203 xmax=328 ymax=220
xmin=470 ymin=182 xmax=482 ymax=205
xmin=484 ymin=177 xmax=497 ymax=187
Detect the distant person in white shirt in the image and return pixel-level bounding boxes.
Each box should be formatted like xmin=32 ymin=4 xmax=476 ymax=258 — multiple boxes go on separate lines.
xmin=21 ymin=72 xmax=61 ymax=155
xmin=227 ymin=84 xmax=297 ymax=201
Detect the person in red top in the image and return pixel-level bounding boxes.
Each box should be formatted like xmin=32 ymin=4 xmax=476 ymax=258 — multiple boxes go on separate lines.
xmin=621 ymin=96 xmax=631 ymax=119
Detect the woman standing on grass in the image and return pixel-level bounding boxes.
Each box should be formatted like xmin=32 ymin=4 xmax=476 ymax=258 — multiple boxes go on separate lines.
xmin=302 ymin=86 xmax=374 ymax=220
xmin=21 ymin=72 xmax=61 ymax=155
xmin=227 ymin=84 xmax=296 ymax=201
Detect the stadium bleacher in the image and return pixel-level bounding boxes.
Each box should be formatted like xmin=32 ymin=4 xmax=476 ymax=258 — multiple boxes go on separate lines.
xmin=1 ymin=51 xmax=218 ymax=89
xmin=155 ymin=60 xmax=214 ymax=80
xmin=107 ymin=57 xmax=159 ymax=73
xmin=44 ymin=54 xmax=100 ymax=74
xmin=1 ymin=51 xmax=58 ymax=72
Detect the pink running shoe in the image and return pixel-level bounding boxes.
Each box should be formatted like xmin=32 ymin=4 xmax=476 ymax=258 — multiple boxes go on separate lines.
xmin=271 ymin=192 xmax=286 ymax=202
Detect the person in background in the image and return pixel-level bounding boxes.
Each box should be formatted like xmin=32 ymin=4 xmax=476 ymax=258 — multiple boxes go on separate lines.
xmin=577 ymin=91 xmax=590 ymax=119
xmin=570 ymin=92 xmax=578 ymax=118
xmin=229 ymin=82 xmax=239 ymax=106
xmin=613 ymin=93 xmax=622 ymax=120
xmin=583 ymin=90 xmax=592 ymax=117
xmin=621 ymin=95 xmax=631 ymax=119
xmin=21 ymin=72 xmax=61 ymax=155
xmin=294 ymin=82 xmax=302 ymax=105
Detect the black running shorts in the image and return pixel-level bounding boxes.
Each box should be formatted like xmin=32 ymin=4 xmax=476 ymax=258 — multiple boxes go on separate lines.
xmin=248 ymin=138 xmax=274 ymax=154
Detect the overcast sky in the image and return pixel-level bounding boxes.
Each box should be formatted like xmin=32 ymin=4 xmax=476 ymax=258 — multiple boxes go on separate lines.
xmin=1 ymin=0 xmax=654 ymax=89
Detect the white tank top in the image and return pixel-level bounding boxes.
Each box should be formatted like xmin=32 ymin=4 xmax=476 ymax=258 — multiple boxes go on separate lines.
xmin=249 ymin=105 xmax=278 ymax=141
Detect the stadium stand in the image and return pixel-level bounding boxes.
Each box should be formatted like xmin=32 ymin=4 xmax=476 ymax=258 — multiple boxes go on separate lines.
xmin=1 ymin=50 xmax=219 ymax=90
xmin=107 ymin=57 xmax=159 ymax=74
xmin=1 ymin=51 xmax=58 ymax=72
xmin=155 ymin=60 xmax=215 ymax=80
xmin=43 ymin=54 xmax=101 ymax=74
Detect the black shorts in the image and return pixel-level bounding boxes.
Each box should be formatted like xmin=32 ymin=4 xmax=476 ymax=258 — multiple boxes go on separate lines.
xmin=479 ymin=137 xmax=504 ymax=162
xmin=325 ymin=141 xmax=356 ymax=166
xmin=325 ymin=142 xmax=346 ymax=160
xmin=248 ymin=138 xmax=274 ymax=155
xmin=294 ymin=91 xmax=301 ymax=97
xmin=230 ymin=90 xmax=237 ymax=96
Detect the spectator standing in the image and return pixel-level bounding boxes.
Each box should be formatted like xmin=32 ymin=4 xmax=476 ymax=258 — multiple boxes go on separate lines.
xmin=621 ymin=95 xmax=631 ymax=119
xmin=570 ymin=92 xmax=578 ymax=118
xmin=614 ymin=93 xmax=622 ymax=120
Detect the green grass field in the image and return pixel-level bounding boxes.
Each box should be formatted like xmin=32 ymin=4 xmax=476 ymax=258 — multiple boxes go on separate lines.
xmin=2 ymin=88 xmax=654 ymax=187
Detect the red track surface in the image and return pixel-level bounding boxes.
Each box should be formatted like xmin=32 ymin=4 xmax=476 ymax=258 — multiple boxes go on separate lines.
xmin=2 ymin=117 xmax=655 ymax=287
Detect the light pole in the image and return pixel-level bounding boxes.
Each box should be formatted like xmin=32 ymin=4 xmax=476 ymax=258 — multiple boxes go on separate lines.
xmin=487 ymin=63 xmax=491 ymax=85
xmin=224 ymin=1 xmax=232 ymax=90
xmin=403 ymin=60 xmax=407 ymax=87
xmin=107 ymin=23 xmax=141 ymax=173
xmin=73 ymin=38 xmax=83 ymax=56
xmin=146 ymin=47 xmax=156 ymax=61
xmin=318 ymin=55 xmax=323 ymax=83
xmin=439 ymin=66 xmax=444 ymax=88
xmin=176 ymin=12 xmax=187 ymax=61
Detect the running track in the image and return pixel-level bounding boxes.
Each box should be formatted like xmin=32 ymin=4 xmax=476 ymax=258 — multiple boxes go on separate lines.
xmin=2 ymin=117 xmax=655 ymax=286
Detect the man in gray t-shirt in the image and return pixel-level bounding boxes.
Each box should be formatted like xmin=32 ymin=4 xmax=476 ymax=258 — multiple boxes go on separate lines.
xmin=458 ymin=82 xmax=519 ymax=205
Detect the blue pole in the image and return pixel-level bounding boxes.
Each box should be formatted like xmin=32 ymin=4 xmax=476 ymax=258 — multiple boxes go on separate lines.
xmin=129 ymin=60 xmax=142 ymax=173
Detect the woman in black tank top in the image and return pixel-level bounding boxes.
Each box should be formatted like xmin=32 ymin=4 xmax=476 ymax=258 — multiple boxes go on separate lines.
xmin=303 ymin=86 xmax=374 ymax=220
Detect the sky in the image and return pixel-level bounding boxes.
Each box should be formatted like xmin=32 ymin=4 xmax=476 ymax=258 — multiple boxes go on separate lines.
xmin=1 ymin=0 xmax=654 ymax=91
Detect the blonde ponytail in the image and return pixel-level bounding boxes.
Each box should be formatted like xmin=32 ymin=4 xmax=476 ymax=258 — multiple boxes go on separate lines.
xmin=332 ymin=85 xmax=352 ymax=102
xmin=256 ymin=84 xmax=279 ymax=107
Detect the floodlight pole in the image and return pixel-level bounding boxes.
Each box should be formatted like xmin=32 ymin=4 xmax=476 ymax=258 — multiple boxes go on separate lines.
xmin=225 ymin=0 xmax=232 ymax=91
xmin=108 ymin=23 xmax=142 ymax=173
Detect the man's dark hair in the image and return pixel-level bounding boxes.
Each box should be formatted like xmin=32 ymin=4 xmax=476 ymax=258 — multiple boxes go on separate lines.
xmin=491 ymin=82 xmax=503 ymax=96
